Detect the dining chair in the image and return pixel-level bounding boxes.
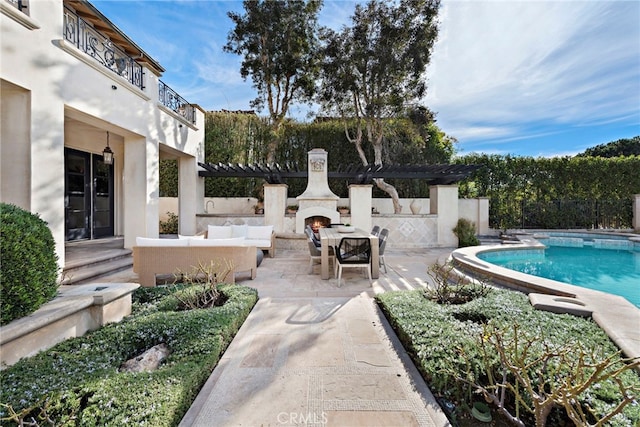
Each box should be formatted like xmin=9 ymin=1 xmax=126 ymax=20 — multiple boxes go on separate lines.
xmin=306 ymin=238 xmax=323 ymax=274
xmin=334 ymin=237 xmax=372 ymax=287
xmin=378 ymin=228 xmax=389 ymax=273
xmin=305 ymin=226 xmax=332 ymax=273
xmin=371 ymin=225 xmax=381 ymax=236
xmin=305 ymin=224 xmax=321 ymax=248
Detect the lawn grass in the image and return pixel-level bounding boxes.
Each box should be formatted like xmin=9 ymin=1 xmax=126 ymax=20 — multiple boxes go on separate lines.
xmin=376 ymin=288 xmax=640 ymax=426
xmin=0 ymin=284 xmax=258 ymax=426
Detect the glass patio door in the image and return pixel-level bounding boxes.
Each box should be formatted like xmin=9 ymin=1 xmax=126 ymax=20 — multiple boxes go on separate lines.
xmin=65 ymin=148 xmax=114 ymax=241
xmin=92 ymin=154 xmax=114 ymax=238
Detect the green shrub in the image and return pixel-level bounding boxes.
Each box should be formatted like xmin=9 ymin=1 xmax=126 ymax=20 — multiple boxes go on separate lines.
xmin=376 ymin=289 xmax=640 ymax=426
xmin=0 ymin=284 xmax=258 ymax=426
xmin=452 ymin=218 xmax=480 ymax=247
xmin=0 ymin=203 xmax=59 ymax=325
xmin=456 ymin=154 xmax=640 ymax=229
xmin=159 ymin=212 xmax=178 ymax=234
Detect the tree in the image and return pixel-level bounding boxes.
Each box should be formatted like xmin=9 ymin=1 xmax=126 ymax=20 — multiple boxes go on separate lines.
xmin=225 ymin=0 xmax=323 ymax=163
xmin=318 ymin=0 xmax=440 ymax=213
xmin=578 ymin=135 xmax=640 ymax=157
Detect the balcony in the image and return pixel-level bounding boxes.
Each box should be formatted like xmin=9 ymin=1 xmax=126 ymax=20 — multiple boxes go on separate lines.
xmin=63 ymin=6 xmax=144 ymax=90
xmin=159 ymin=80 xmax=196 ymax=124
xmin=4 ymin=0 xmax=28 ymax=15
xmin=61 ymin=5 xmax=195 ymax=124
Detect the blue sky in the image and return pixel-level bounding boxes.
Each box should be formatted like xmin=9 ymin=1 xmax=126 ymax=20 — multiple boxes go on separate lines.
xmin=92 ymin=0 xmax=640 ymax=158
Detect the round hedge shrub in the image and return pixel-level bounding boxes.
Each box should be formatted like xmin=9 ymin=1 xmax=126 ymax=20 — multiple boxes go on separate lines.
xmin=1 ymin=203 xmax=59 ymax=325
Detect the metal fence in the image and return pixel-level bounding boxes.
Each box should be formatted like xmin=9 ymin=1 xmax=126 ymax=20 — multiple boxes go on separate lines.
xmin=491 ymin=199 xmax=633 ymax=230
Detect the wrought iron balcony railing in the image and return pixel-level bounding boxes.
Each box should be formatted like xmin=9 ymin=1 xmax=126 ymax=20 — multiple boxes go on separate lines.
xmin=158 ymin=80 xmax=196 ymax=124
xmin=4 ymin=0 xmax=29 ymax=15
xmin=63 ymin=6 xmax=144 ymax=90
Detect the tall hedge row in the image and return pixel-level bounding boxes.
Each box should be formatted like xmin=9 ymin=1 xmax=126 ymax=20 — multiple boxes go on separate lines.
xmin=455 ymin=154 xmax=640 ymax=229
xmin=159 ymin=113 xmax=638 ymax=229
xmin=161 ymin=112 xmax=456 ymax=199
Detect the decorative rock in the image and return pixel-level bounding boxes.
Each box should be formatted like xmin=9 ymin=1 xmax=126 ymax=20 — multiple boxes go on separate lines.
xmin=120 ymin=343 xmax=170 ymax=373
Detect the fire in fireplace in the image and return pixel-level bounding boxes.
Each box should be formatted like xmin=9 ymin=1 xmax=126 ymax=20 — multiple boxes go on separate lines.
xmin=305 ymin=216 xmax=332 ymax=233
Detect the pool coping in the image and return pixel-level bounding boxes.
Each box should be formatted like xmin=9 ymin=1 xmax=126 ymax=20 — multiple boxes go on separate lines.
xmin=451 ymin=237 xmax=640 ymax=360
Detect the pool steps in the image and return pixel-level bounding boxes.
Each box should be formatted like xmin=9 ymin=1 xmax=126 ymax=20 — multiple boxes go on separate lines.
xmin=532 ymin=233 xmax=639 ymax=251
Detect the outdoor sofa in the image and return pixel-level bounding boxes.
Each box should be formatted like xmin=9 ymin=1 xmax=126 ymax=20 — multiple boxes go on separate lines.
xmin=204 ymin=224 xmax=276 ymax=257
xmin=132 ymin=236 xmax=257 ymax=287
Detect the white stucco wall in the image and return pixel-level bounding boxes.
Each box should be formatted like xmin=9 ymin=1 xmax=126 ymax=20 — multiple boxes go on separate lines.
xmin=1 ymin=0 xmax=204 ymax=269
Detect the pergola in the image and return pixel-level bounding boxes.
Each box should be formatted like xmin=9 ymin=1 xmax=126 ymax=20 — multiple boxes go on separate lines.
xmin=198 ymin=162 xmax=481 ymax=185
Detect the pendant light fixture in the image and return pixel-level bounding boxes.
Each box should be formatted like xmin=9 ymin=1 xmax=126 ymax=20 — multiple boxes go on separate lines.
xmin=102 ymin=131 xmax=114 ymax=165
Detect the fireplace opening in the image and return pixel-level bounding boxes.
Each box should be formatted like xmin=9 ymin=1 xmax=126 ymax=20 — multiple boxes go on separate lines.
xmin=305 ymin=216 xmax=332 ymax=233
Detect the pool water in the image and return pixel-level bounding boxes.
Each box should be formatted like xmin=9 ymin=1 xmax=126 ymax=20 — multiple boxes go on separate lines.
xmin=479 ymin=246 xmax=640 ymax=308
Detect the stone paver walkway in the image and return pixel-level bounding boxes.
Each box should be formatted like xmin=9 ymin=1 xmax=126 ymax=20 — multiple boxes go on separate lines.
xmin=179 ymin=248 xmax=453 ymax=427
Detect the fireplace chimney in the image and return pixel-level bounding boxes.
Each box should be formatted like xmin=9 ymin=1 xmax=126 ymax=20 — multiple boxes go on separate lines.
xmin=295 ymin=148 xmax=340 ymax=233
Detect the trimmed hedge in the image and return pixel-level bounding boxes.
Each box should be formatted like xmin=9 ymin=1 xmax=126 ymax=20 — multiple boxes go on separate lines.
xmin=456 ymin=154 xmax=640 ymax=229
xmin=0 ymin=203 xmax=59 ymax=325
xmin=157 ymin=112 xmax=456 ymax=199
xmin=0 ymin=284 xmax=258 ymax=426
xmin=376 ymin=289 xmax=640 ymax=426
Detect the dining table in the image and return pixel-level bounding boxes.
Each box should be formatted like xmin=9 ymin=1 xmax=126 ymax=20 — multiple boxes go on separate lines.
xmin=318 ymin=227 xmax=379 ymax=280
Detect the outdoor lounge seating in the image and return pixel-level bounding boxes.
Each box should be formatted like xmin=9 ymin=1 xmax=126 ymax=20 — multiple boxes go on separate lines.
xmin=205 ymin=224 xmax=276 ymax=257
xmin=133 ymin=237 xmax=257 ymax=287
xmin=334 ymin=237 xmax=372 ymax=287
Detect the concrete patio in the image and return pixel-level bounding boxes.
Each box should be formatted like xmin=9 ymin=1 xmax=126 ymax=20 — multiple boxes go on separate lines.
xmin=178 ymin=247 xmax=454 ymax=427
xmin=101 ymin=246 xmax=454 ymax=426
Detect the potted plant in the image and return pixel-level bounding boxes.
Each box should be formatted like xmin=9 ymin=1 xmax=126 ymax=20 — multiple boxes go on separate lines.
xmin=338 ymin=206 xmax=350 ymax=215
xmin=287 ymin=205 xmax=298 ymax=214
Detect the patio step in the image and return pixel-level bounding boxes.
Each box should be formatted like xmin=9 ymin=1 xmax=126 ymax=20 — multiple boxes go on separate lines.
xmin=62 ymin=250 xmax=133 ymax=285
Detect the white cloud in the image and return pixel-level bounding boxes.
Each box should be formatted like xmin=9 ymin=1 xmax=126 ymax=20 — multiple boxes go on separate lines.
xmin=425 ymin=0 xmax=640 ymax=149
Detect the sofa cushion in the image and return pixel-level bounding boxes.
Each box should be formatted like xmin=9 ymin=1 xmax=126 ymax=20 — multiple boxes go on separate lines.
xmin=246 ymin=225 xmax=273 ymax=241
xmin=230 ymin=224 xmax=248 ymax=238
xmin=207 ymin=225 xmax=233 ymax=239
xmin=136 ymin=237 xmax=189 ymax=247
xmin=189 ymin=237 xmax=246 ymax=246
xmin=248 ymin=239 xmax=272 ymax=248
xmin=178 ymin=234 xmax=204 ymax=240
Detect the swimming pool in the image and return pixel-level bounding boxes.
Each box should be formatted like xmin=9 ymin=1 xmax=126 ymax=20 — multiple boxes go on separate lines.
xmin=478 ymin=237 xmax=640 ymax=308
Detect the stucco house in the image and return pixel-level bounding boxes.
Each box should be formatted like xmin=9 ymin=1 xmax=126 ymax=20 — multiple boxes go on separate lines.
xmin=1 ymin=0 xmax=205 ymax=270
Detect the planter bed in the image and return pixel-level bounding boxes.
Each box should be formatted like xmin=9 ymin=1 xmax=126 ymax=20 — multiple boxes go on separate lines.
xmin=376 ymin=288 xmax=640 ymax=427
xmin=0 ymin=284 xmax=258 ymax=426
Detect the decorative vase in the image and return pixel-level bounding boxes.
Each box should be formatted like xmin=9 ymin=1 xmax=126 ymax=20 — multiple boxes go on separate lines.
xmin=410 ymin=199 xmax=421 ymax=214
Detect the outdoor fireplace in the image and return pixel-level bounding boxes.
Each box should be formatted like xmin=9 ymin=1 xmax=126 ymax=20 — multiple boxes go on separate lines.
xmin=306 ymin=216 xmax=332 ymax=233
xmin=296 ymin=148 xmax=340 ymax=233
